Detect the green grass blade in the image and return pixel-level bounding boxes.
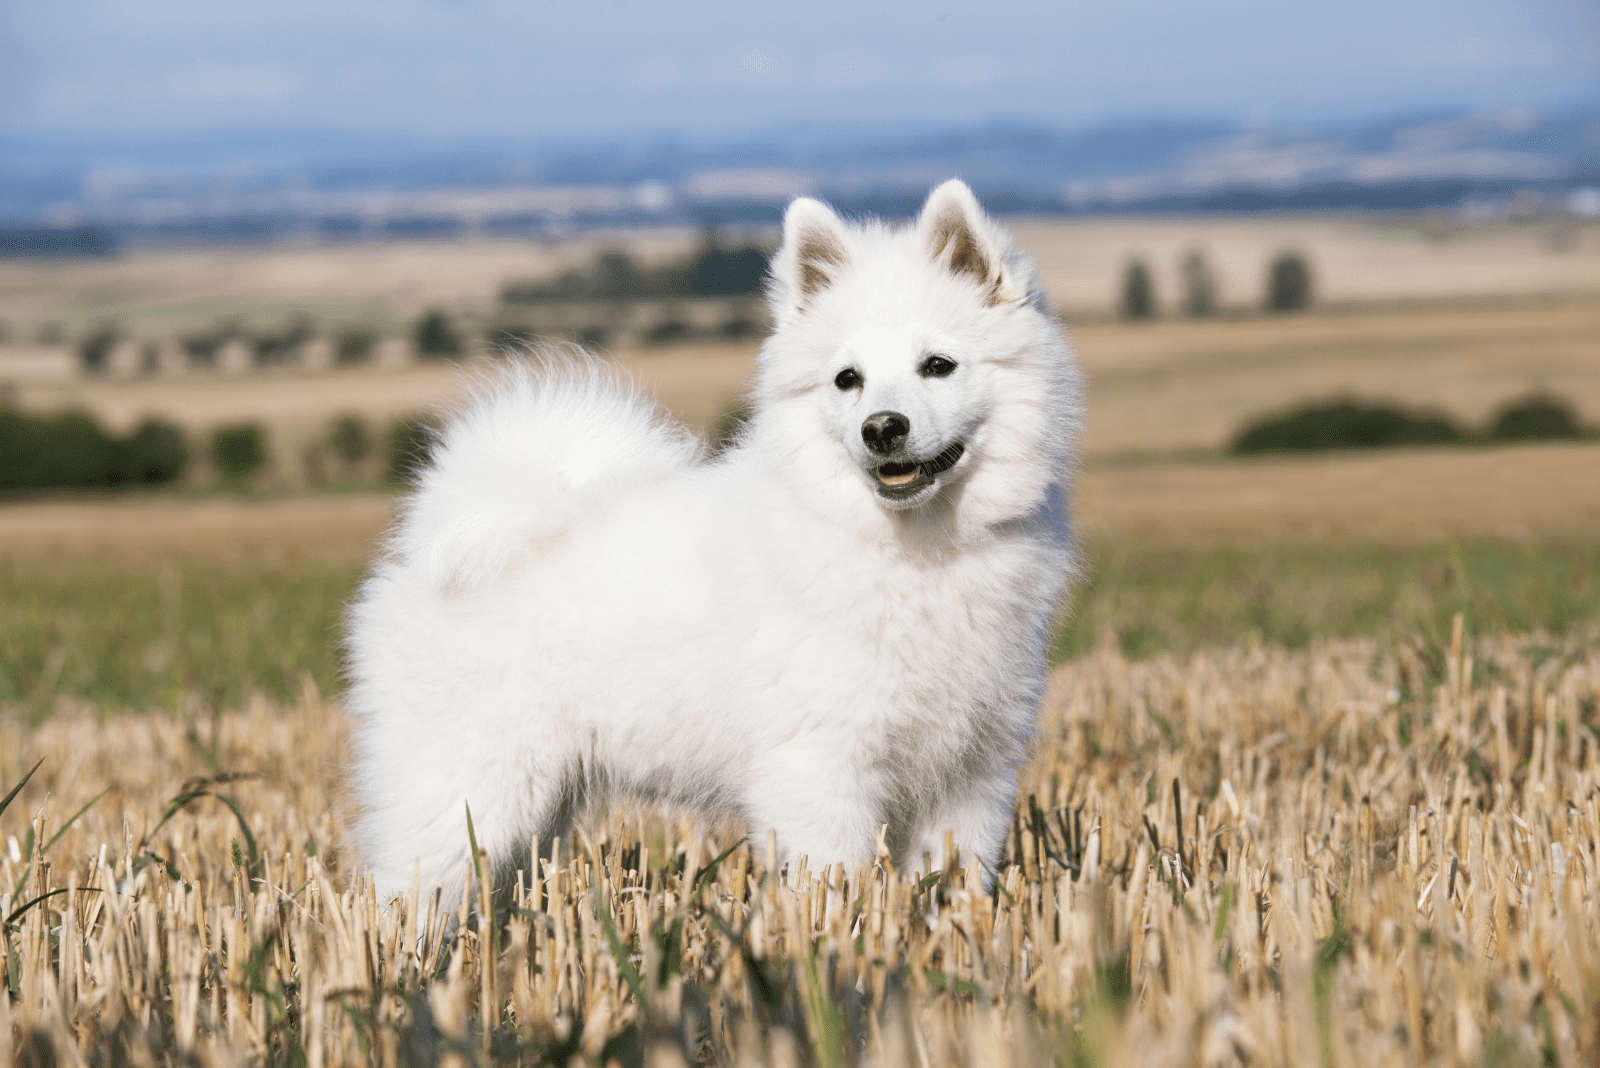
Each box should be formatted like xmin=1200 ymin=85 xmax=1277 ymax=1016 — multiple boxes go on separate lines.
xmin=41 ymin=789 xmax=107 ymax=857
xmin=0 ymin=759 xmax=44 ymax=820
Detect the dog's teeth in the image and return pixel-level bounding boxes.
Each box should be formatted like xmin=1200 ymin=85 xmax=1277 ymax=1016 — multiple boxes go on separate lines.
xmin=878 ymin=470 xmax=920 ymax=487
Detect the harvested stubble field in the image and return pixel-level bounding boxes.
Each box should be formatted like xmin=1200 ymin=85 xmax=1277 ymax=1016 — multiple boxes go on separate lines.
xmin=4 ymin=217 xmax=1600 ymax=1064
xmin=2 ymin=620 xmax=1599 ymax=1066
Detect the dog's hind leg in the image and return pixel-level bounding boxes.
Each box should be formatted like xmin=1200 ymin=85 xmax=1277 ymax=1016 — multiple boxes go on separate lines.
xmin=356 ymin=746 xmax=579 ymax=918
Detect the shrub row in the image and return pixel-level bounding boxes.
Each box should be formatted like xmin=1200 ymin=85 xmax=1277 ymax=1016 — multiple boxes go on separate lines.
xmin=0 ymin=405 xmax=446 ymax=493
xmin=76 ymin=312 xmax=471 ymax=376
xmin=1232 ymin=393 xmax=1592 ymax=454
xmin=0 ymin=408 xmax=188 ymax=492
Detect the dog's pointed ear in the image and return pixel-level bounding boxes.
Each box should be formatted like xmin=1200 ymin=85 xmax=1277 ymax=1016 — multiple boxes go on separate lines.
xmin=918 ymin=180 xmax=1026 ymax=306
xmin=771 ymin=197 xmax=850 ymax=322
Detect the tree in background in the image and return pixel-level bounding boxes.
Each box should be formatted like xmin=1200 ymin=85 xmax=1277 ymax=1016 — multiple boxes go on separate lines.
xmin=78 ymin=322 xmax=119 ymax=375
xmin=1180 ymin=248 xmax=1217 ymax=317
xmin=592 ymin=250 xmax=644 ymax=299
xmin=1265 ymin=250 xmax=1314 ymax=312
xmin=687 ymin=230 xmax=769 ymax=295
xmin=1490 ymin=393 xmax=1586 ymax=441
xmin=210 ymin=424 xmax=267 ymax=485
xmin=1120 ymin=259 xmax=1157 ymax=320
xmin=253 ymin=315 xmax=314 ymax=368
xmin=336 ymin=328 xmax=377 ymax=366
xmin=181 ymin=317 xmax=244 ymax=370
xmin=120 ymin=420 xmax=188 ymax=484
xmin=415 ymin=310 xmax=462 ymax=358
xmin=329 ymin=415 xmax=370 ymax=478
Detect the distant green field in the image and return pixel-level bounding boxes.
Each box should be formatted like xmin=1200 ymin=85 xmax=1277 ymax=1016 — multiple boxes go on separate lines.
xmin=4 ymin=536 xmax=1598 ymax=718
xmin=1054 ymin=536 xmax=1600 ymax=660
xmin=1 ymin=559 xmax=362 ymax=718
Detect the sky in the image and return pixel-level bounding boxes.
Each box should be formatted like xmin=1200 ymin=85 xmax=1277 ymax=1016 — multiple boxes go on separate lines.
xmin=3 ymin=0 xmax=1598 ymax=147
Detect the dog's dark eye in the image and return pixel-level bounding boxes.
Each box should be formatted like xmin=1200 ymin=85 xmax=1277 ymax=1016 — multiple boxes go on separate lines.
xmin=920 ymin=355 xmax=958 ymax=378
xmin=834 ymin=368 xmax=861 ymax=390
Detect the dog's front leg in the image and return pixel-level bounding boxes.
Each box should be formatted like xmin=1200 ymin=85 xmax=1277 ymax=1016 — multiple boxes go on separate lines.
xmin=902 ymin=777 xmax=1015 ymax=892
xmin=742 ymin=744 xmax=883 ymax=882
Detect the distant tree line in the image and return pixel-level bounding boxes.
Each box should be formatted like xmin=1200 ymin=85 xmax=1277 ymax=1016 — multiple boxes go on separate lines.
xmin=0 ymin=226 xmax=119 ymax=257
xmin=502 ymin=230 xmax=770 ymax=304
xmin=1120 ymin=248 xmax=1314 ymax=320
xmin=1231 ymin=393 xmax=1594 ymax=454
xmin=0 ymin=401 xmax=455 ymax=494
xmin=62 ymin=310 xmax=474 ymax=377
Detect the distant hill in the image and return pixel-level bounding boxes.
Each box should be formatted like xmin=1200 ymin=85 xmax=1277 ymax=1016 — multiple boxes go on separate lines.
xmin=2 ymin=106 xmax=1596 ymax=247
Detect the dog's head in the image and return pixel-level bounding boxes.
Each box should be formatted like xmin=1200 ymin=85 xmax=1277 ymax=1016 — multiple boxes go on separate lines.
xmin=754 ymin=180 xmax=1080 ymax=529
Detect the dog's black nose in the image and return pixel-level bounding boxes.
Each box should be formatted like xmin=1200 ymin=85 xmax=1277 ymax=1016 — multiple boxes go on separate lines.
xmin=862 ymin=411 xmax=910 ymax=455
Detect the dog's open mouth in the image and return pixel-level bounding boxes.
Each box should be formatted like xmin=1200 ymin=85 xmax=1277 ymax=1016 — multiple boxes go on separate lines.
xmin=873 ymin=442 xmax=965 ymax=499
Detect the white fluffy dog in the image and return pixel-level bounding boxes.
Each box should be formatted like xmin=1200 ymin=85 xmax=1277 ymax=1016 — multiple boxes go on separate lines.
xmin=345 ymin=180 xmax=1082 ymax=906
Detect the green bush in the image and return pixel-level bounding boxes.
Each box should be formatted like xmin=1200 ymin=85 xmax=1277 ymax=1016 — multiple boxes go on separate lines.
xmin=0 ymin=408 xmax=187 ymax=491
xmin=329 ymin=415 xmax=369 ymax=468
xmin=1232 ymin=398 xmax=1466 ymax=454
xmin=415 ymin=310 xmax=462 ymax=358
xmin=1120 ymin=259 xmax=1156 ymax=320
xmin=387 ymin=414 xmax=438 ymax=484
xmin=1265 ymin=250 xmax=1314 ymax=312
xmin=119 ymin=419 xmax=189 ymax=484
xmin=210 ymin=424 xmax=267 ymax=484
xmin=335 ymin=328 xmax=377 ymax=366
xmin=0 ymin=409 xmax=116 ymax=489
xmin=1489 ymin=393 xmax=1587 ymax=441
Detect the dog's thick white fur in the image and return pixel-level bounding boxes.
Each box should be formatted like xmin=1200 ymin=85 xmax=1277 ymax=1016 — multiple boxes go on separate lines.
xmin=345 ymin=180 xmax=1082 ymax=906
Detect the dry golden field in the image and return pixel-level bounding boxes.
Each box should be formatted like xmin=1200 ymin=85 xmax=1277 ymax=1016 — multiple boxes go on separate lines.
xmin=3 ymin=217 xmax=1599 ymax=1065
xmin=2 ymin=622 xmax=1598 ymax=1066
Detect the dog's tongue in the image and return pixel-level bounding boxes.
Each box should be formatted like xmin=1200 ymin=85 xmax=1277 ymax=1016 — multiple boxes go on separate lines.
xmin=877 ymin=463 xmax=919 ymax=487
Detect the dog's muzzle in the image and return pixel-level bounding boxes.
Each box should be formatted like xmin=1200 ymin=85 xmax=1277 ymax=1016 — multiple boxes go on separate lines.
xmin=873 ymin=441 xmax=965 ymax=500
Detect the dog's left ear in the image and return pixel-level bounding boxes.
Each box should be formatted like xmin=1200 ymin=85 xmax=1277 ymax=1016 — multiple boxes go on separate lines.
xmin=917 ymin=180 xmax=1027 ymax=306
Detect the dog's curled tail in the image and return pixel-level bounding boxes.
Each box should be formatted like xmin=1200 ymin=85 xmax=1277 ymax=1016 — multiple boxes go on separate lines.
xmin=388 ymin=352 xmax=701 ymax=590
